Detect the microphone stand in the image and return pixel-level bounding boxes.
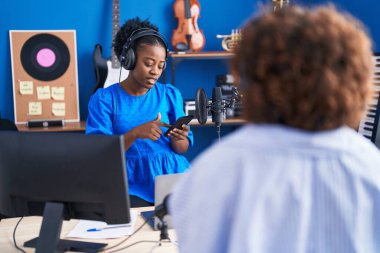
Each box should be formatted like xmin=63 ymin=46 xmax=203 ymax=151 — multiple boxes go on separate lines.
xmin=215 ymin=123 xmax=221 ymax=142
xmin=150 ymin=197 xmax=178 ymax=252
xmin=214 ymin=87 xmax=242 ymax=142
xmin=157 ymin=216 xmax=170 ymax=245
xmin=195 ymin=86 xmax=242 ymax=143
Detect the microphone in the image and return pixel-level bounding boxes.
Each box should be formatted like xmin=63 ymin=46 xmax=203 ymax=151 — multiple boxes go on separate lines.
xmin=154 ymin=194 xmax=171 ymax=241
xmin=194 ymin=86 xmax=241 ymax=126
xmin=211 ymin=87 xmax=224 ymax=127
xmin=155 ymin=194 xmax=171 ymax=221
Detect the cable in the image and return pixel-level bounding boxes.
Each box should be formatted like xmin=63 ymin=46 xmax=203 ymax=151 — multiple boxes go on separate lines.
xmin=12 ymin=217 xmax=26 ymax=253
xmin=118 ymin=65 xmax=122 ymax=84
xmin=113 ymin=65 xmax=123 ymax=133
xmin=100 ymin=211 xmax=154 ymax=252
xmin=109 ymin=238 xmax=176 ymax=253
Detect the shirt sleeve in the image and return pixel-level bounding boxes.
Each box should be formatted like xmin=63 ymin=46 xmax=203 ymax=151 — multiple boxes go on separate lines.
xmin=85 ymin=88 xmax=115 ymax=135
xmin=166 ymin=84 xmax=194 ymax=147
xmin=169 ymin=147 xmax=236 ymax=253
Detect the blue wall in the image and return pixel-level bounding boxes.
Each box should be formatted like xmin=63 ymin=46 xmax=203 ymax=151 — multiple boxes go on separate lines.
xmin=1 ymin=0 xmax=380 ymax=160
xmin=307 ymin=0 xmax=380 ymax=51
xmin=0 ymin=0 xmax=257 ymax=121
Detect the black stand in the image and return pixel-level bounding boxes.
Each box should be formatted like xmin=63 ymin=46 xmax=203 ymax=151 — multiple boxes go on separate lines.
xmin=154 ymin=217 xmax=178 ymax=249
xmin=149 ymin=196 xmax=178 ymax=251
xmin=147 ymin=218 xmax=178 ymax=252
xmin=157 ymin=219 xmax=170 ymax=245
xmin=23 ymin=202 xmax=107 ymax=253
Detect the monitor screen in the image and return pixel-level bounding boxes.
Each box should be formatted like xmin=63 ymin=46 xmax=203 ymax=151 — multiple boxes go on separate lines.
xmin=0 ymin=131 xmax=130 ymax=224
xmin=0 ymin=131 xmax=131 ymax=251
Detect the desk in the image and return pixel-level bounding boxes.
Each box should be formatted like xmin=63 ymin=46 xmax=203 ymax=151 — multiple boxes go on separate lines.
xmin=16 ymin=121 xmax=86 ymax=132
xmin=0 ymin=207 xmax=178 ymax=253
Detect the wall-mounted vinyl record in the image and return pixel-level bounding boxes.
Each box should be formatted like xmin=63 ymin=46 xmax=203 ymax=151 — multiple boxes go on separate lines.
xmin=20 ymin=33 xmax=70 ymax=81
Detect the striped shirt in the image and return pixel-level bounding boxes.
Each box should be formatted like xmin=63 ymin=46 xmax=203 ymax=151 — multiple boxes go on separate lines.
xmin=170 ymin=124 xmax=380 ymax=253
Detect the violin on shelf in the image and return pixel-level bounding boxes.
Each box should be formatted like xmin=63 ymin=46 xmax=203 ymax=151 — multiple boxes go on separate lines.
xmin=172 ymin=0 xmax=205 ymax=52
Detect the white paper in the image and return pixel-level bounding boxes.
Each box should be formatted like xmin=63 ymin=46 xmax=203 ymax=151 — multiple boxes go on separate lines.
xmin=66 ymin=210 xmax=137 ymax=239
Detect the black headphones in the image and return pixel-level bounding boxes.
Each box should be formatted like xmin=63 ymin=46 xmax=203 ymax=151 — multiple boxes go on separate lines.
xmin=120 ymin=28 xmax=169 ymax=70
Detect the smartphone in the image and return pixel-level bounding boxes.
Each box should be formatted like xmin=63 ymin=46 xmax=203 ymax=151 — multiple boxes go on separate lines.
xmin=164 ymin=115 xmax=194 ymax=137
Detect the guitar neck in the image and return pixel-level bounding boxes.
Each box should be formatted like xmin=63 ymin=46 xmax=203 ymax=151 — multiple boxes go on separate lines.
xmin=111 ymin=0 xmax=120 ymax=68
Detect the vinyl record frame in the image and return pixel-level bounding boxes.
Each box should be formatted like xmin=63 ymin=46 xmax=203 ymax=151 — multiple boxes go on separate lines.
xmin=20 ymin=33 xmax=70 ymax=81
xmin=9 ymin=30 xmax=79 ymax=124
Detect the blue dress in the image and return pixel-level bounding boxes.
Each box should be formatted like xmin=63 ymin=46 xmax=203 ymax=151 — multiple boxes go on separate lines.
xmin=86 ymin=82 xmax=194 ymax=202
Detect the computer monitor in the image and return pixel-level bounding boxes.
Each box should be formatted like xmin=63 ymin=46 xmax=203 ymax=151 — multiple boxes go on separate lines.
xmin=0 ymin=131 xmax=130 ymax=252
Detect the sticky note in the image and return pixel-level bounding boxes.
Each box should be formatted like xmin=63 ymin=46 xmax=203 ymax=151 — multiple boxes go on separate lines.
xmin=51 ymin=87 xmax=65 ymax=100
xmin=52 ymin=102 xmax=65 ymax=116
xmin=29 ymin=102 xmax=42 ymax=115
xmin=19 ymin=81 xmax=33 ymax=95
xmin=37 ymin=86 xmax=51 ymax=100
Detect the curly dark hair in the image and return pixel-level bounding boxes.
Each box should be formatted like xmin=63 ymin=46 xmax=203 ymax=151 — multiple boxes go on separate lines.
xmin=113 ymin=17 xmax=166 ymax=60
xmin=231 ymin=5 xmax=373 ymax=131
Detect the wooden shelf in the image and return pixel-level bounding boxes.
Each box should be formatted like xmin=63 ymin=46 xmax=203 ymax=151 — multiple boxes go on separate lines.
xmin=169 ymin=51 xmax=234 ymax=60
xmin=17 ymin=121 xmax=86 ymax=132
xmin=189 ymin=117 xmax=245 ymax=126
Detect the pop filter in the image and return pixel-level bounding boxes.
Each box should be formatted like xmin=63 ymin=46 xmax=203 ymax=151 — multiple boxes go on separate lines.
xmin=195 ymin=88 xmax=208 ymax=125
xmin=211 ymin=87 xmax=224 ymax=127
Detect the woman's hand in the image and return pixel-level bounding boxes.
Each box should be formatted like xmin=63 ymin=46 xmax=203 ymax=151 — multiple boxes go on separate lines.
xmin=123 ymin=113 xmax=170 ymax=149
xmin=168 ymin=124 xmax=190 ymax=154
xmin=167 ymin=124 xmax=190 ymax=141
xmin=135 ymin=113 xmax=170 ymax=141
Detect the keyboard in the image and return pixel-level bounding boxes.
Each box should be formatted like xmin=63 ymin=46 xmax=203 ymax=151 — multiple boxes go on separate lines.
xmin=358 ymin=54 xmax=380 ymax=147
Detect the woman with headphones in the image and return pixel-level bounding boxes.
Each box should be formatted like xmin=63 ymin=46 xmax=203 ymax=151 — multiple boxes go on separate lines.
xmin=86 ymin=17 xmax=193 ymax=207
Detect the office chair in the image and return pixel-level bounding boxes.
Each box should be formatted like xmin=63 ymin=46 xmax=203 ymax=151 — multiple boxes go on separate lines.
xmin=0 ymin=118 xmax=17 ymax=220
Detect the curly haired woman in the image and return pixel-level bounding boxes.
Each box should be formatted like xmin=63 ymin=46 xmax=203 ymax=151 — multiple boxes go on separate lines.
xmin=170 ymin=5 xmax=380 ymax=253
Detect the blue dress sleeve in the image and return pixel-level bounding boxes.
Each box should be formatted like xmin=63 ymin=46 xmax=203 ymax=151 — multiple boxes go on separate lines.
xmin=85 ymin=88 xmax=115 ymax=135
xmin=166 ymin=84 xmax=194 ymax=147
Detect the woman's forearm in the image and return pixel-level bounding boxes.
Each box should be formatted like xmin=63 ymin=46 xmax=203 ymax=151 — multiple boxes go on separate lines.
xmin=123 ymin=128 xmax=138 ymax=150
xmin=171 ymin=138 xmax=190 ymax=154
